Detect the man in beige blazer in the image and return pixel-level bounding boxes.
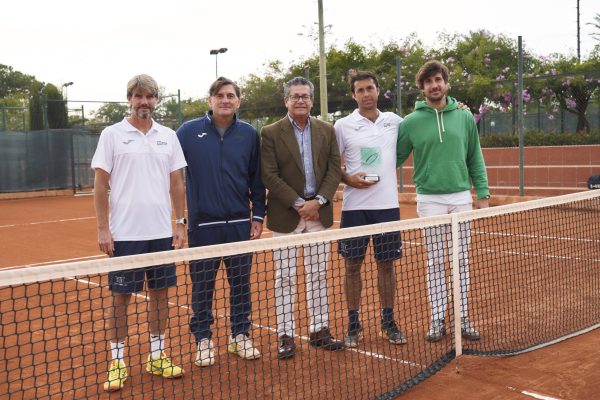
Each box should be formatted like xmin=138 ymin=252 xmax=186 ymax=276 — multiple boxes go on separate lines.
xmin=261 ymin=77 xmax=344 ymax=359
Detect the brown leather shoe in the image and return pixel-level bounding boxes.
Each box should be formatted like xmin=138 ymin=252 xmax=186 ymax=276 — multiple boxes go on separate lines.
xmin=308 ymin=327 xmax=345 ymax=351
xmin=278 ymin=335 xmax=296 ymax=359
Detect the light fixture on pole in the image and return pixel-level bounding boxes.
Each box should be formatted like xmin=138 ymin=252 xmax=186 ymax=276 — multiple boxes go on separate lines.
xmin=62 ymin=82 xmax=74 ymax=100
xmin=209 ymin=48 xmax=228 ymax=78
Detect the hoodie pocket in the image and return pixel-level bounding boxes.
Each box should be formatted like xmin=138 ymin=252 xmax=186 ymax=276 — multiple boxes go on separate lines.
xmin=423 ymin=161 xmax=469 ymax=193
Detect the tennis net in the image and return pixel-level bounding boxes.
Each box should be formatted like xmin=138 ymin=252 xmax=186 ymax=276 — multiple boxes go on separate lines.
xmin=0 ymin=190 xmax=598 ymax=399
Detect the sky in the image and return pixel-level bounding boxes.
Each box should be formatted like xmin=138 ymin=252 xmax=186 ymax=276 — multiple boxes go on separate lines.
xmin=2 ymin=0 xmax=599 ymax=115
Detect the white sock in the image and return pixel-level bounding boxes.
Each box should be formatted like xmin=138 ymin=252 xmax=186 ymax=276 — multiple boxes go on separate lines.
xmin=150 ymin=334 xmax=164 ymax=360
xmin=110 ymin=341 xmax=125 ymax=363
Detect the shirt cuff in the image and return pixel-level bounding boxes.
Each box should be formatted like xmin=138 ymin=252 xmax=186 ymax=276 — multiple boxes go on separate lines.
xmin=315 ymin=195 xmax=328 ymax=205
xmin=292 ymin=197 xmax=305 ymax=211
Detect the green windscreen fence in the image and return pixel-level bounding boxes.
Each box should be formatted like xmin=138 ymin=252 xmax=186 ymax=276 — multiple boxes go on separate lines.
xmin=0 ymin=129 xmax=98 ymax=194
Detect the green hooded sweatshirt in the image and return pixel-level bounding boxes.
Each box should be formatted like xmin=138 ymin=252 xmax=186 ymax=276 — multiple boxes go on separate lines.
xmin=396 ymin=96 xmax=489 ymax=199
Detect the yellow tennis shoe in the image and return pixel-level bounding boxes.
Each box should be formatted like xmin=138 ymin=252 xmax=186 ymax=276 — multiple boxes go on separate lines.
xmin=103 ymin=359 xmax=127 ymax=392
xmin=146 ymin=352 xmax=184 ymax=378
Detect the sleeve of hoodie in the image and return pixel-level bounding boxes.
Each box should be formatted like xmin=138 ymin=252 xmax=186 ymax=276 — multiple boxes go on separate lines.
xmin=396 ymin=119 xmax=413 ymax=167
xmin=249 ymin=129 xmax=266 ymax=222
xmin=465 ymin=112 xmax=490 ymax=199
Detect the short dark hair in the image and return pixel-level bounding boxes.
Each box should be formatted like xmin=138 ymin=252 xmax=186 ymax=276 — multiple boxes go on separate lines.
xmin=349 ymin=71 xmax=379 ymax=93
xmin=209 ymin=76 xmax=241 ymax=98
xmin=415 ymin=60 xmax=449 ymax=90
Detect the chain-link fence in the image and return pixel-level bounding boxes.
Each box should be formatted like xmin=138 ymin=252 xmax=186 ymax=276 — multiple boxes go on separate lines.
xmin=0 ymin=129 xmax=98 ymax=194
xmin=238 ymin=70 xmax=600 ymax=137
xmin=0 ymin=106 xmax=28 ymax=131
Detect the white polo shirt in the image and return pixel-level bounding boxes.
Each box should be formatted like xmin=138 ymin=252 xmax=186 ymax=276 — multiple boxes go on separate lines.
xmin=91 ymin=118 xmax=187 ymax=241
xmin=335 ymin=109 xmax=402 ymax=211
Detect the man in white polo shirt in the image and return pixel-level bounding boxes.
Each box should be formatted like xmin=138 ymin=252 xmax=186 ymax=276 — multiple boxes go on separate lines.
xmin=334 ymin=71 xmax=407 ymax=348
xmin=92 ymin=74 xmax=187 ymax=392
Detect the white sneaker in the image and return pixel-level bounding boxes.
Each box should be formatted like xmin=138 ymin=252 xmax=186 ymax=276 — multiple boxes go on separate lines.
xmin=195 ymin=338 xmax=215 ymax=367
xmin=227 ymin=334 xmax=261 ymax=360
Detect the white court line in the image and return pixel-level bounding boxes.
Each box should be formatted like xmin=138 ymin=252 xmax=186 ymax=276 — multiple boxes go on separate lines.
xmin=402 ymin=230 xmax=600 ymax=264
xmin=70 ymin=276 xmax=423 ymax=368
xmin=474 ymin=229 xmax=599 ymax=245
xmin=0 ymin=216 xmax=95 ymax=229
xmin=4 ymin=254 xmax=106 ymax=269
xmin=520 ymin=391 xmax=561 ymax=400
xmin=507 ymin=388 xmax=562 ymax=400
xmin=0 ymin=218 xmax=341 ymax=231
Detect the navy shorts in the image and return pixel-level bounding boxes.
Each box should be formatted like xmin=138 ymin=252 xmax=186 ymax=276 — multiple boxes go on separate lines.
xmin=108 ymin=237 xmax=177 ymax=294
xmin=338 ymin=208 xmax=402 ymax=262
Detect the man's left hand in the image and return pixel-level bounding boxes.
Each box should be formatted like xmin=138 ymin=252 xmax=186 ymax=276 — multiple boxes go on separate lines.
xmin=250 ymin=221 xmax=263 ymax=240
xmin=476 ymin=198 xmax=490 ymax=209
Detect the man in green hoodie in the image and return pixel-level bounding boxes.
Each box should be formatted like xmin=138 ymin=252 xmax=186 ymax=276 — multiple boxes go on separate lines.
xmin=396 ymin=60 xmax=489 ymax=342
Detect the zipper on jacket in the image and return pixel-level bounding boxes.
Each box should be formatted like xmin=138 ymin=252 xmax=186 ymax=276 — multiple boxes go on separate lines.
xmin=219 ymin=125 xmax=231 ymax=218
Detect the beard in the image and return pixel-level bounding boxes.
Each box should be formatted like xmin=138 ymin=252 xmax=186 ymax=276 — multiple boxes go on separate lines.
xmin=425 ymin=90 xmax=446 ymax=103
xmin=133 ymin=106 xmax=154 ymax=119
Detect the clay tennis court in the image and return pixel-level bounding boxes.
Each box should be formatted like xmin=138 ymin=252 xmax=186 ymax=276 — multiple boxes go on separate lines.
xmin=1 ymin=194 xmax=599 ymax=399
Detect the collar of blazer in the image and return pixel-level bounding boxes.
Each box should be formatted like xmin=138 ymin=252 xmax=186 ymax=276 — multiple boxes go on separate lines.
xmin=279 ymin=116 xmax=326 ymax=173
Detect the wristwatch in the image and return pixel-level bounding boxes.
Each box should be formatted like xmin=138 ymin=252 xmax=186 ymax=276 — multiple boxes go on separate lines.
xmin=175 ymin=218 xmax=187 ymax=225
xmin=316 ymin=196 xmax=327 ymax=206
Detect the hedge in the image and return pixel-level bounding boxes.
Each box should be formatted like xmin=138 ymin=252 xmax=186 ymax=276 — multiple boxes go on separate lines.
xmin=479 ymin=130 xmax=600 ymax=148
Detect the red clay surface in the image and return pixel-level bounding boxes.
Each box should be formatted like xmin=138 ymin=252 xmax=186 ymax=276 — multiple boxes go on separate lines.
xmin=0 ymin=195 xmax=599 ymax=399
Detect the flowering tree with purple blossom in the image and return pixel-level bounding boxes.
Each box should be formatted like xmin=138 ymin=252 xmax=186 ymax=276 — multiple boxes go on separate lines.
xmin=530 ymin=52 xmax=600 ymax=133
xmin=432 ymin=30 xmax=535 ymax=126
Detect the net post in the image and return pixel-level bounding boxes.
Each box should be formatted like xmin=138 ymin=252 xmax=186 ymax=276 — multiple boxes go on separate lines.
xmin=451 ymin=213 xmax=463 ymax=357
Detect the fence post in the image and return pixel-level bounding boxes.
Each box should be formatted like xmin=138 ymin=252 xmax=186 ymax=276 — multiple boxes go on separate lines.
xmin=42 ymin=93 xmax=49 ymax=130
xmin=177 ymin=89 xmax=182 ymax=126
xmin=70 ymin=131 xmax=77 ymax=194
xmin=396 ymin=56 xmax=403 ymax=193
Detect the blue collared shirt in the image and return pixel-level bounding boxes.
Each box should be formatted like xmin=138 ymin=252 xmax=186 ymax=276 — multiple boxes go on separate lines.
xmin=288 ymin=115 xmax=317 ymax=197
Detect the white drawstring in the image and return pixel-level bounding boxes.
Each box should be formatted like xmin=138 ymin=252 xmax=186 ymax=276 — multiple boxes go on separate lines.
xmin=435 ymin=109 xmax=443 ymax=142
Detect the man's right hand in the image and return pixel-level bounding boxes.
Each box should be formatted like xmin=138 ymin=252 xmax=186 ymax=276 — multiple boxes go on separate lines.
xmin=298 ymin=200 xmax=321 ymax=221
xmin=344 ymin=172 xmax=377 ymax=189
xmin=98 ymin=227 xmax=114 ymax=256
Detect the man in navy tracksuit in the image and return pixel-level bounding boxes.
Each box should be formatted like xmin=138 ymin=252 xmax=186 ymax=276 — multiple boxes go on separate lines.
xmin=176 ymin=77 xmax=266 ymax=367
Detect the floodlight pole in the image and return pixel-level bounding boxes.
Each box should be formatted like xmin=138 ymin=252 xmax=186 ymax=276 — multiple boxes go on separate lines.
xmin=577 ymin=0 xmax=581 ymax=63
xmin=317 ymin=0 xmax=328 ymax=120
xmin=62 ymin=82 xmax=73 ymax=101
xmin=210 ymin=48 xmax=228 ymax=78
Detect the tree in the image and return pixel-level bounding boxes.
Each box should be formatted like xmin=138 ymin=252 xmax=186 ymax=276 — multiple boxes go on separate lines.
xmin=536 ymin=54 xmax=600 ymax=133
xmin=433 ymin=30 xmax=525 ymax=119
xmin=92 ymin=103 xmax=130 ymax=124
xmin=45 ymin=84 xmax=68 ymax=128
xmin=375 ymin=35 xmax=429 ymax=115
xmin=0 ymin=64 xmax=34 ymax=98
xmin=29 ymin=81 xmax=44 ymax=130
xmin=239 ymin=61 xmax=288 ymax=122
xmin=589 ymin=13 xmax=600 ymax=42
